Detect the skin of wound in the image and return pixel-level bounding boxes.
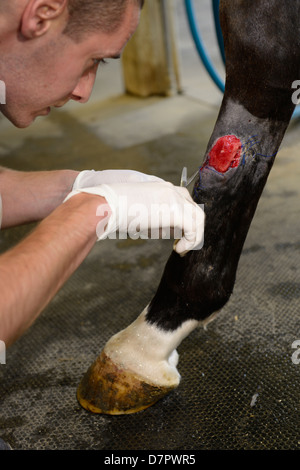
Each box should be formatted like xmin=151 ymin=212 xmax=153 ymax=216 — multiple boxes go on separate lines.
xmin=203 ymin=135 xmax=242 ymax=173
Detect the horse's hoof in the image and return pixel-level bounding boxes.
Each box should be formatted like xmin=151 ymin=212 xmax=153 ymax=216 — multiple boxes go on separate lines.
xmin=77 ymin=351 xmax=177 ymax=415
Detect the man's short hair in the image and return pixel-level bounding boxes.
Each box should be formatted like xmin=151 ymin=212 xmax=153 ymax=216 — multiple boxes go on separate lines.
xmin=63 ymin=0 xmax=144 ymax=41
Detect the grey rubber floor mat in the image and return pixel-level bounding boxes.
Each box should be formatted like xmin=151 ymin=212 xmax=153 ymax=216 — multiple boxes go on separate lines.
xmin=0 ymin=179 xmax=299 ymax=450
xmin=0 ymin=114 xmax=300 ymax=450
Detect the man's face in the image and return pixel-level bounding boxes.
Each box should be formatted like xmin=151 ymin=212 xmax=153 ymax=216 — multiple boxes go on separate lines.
xmin=1 ymin=1 xmax=140 ymax=128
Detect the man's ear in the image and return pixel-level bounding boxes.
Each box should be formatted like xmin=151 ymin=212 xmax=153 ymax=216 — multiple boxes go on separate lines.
xmin=20 ymin=0 xmax=68 ymax=38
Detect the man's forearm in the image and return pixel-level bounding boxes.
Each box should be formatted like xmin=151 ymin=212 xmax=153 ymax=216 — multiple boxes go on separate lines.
xmin=0 ymin=192 xmax=108 ymax=347
xmin=0 ymin=167 xmax=79 ymax=228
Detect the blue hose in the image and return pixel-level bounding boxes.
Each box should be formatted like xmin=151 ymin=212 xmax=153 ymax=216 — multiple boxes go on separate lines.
xmin=184 ymin=0 xmax=300 ymax=120
xmin=292 ymin=104 xmax=300 ymax=119
xmin=184 ymin=0 xmax=225 ymax=93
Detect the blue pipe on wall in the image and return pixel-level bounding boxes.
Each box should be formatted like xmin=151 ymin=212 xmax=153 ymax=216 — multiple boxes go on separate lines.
xmin=184 ymin=0 xmax=225 ymax=93
xmin=184 ymin=0 xmax=300 ymax=120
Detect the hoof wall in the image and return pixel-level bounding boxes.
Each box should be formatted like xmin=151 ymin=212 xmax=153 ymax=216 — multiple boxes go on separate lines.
xmin=77 ymin=352 xmax=176 ymax=415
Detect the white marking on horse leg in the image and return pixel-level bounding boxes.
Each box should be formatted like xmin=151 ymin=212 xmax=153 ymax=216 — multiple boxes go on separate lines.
xmin=103 ymin=305 xmax=199 ymax=388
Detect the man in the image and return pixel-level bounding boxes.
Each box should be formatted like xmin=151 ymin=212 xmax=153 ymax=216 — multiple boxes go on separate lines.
xmin=0 ymin=0 xmax=204 ymax=347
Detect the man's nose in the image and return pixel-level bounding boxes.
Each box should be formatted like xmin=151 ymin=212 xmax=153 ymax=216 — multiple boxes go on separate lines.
xmin=71 ymin=68 xmax=97 ymax=103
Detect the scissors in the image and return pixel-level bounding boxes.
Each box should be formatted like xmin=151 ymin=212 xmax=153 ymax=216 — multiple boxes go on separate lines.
xmin=180 ymin=167 xmax=199 ymax=188
xmin=173 ymin=166 xmax=200 ymax=253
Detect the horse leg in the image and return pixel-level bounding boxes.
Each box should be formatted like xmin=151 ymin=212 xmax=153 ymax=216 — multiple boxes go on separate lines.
xmin=77 ymin=0 xmax=299 ymax=414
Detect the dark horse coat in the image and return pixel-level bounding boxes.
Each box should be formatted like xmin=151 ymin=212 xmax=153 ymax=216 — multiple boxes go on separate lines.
xmin=77 ymin=0 xmax=300 ymax=414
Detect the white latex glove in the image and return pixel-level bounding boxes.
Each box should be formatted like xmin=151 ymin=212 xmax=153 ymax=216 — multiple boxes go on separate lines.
xmin=64 ymin=181 xmax=204 ymax=255
xmin=73 ymin=169 xmax=164 ymax=189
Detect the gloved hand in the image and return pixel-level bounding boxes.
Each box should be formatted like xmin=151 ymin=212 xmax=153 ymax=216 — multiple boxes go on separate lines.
xmin=72 ymin=169 xmax=164 ymax=189
xmin=65 ymin=181 xmax=204 ymax=255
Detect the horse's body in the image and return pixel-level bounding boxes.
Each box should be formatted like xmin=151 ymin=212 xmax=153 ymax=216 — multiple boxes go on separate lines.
xmin=77 ymin=0 xmax=300 ymax=414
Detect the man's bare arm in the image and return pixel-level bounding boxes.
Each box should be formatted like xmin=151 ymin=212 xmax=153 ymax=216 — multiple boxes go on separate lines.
xmin=0 ymin=192 xmax=107 ymax=347
xmin=0 ymin=167 xmax=79 ymax=228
